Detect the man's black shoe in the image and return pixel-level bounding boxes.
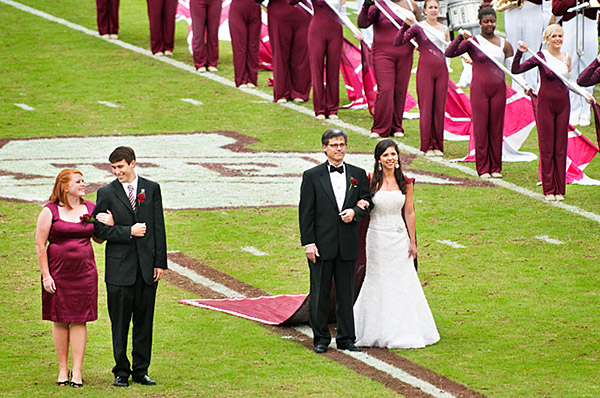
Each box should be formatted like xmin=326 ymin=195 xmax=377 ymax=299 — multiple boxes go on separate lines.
xmin=337 ymin=343 xmax=361 ymax=352
xmin=313 ymin=344 xmax=328 ymax=354
xmin=133 ymin=375 xmax=156 ymax=385
xmin=113 ymin=376 xmax=129 ymax=387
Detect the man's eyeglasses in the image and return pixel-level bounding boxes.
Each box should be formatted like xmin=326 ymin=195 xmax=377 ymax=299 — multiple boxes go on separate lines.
xmin=327 ymin=143 xmax=346 ymax=148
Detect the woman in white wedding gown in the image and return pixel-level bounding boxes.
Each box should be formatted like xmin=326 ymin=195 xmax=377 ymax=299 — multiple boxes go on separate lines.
xmin=354 ymin=139 xmax=439 ymax=348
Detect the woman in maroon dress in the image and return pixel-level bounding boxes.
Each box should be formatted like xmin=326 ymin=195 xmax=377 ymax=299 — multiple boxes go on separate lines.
xmin=358 ymin=0 xmax=421 ymax=137
xmin=35 ymin=169 xmax=111 ymax=387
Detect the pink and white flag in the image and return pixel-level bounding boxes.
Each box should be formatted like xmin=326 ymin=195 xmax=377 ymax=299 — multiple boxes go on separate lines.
xmin=528 ymin=92 xmax=600 ymax=185
xmin=444 ymin=79 xmax=472 ymax=141
xmin=455 ymin=85 xmax=537 ymax=163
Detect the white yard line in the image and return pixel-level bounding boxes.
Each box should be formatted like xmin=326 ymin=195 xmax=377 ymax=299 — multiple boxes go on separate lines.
xmin=97 ymin=100 xmax=120 ymax=108
xmin=241 ymin=246 xmax=268 ymax=256
xmin=3 ymin=0 xmax=600 ymax=225
xmin=535 ymin=235 xmax=565 ymax=245
xmin=437 ymin=240 xmax=467 ymax=249
xmin=181 ymin=98 xmax=203 ymax=106
xmin=14 ymin=103 xmax=35 ymax=111
xmin=167 ymin=253 xmax=456 ymax=398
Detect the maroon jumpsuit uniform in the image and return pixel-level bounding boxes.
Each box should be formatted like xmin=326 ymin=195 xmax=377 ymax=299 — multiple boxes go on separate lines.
xmin=229 ymin=0 xmax=261 ymax=86
xmin=191 ymin=0 xmax=223 ymax=68
xmin=395 ymin=23 xmax=447 ymax=152
xmin=266 ymin=0 xmax=311 ymax=102
xmin=512 ymin=50 xmax=570 ymax=196
xmin=308 ymin=0 xmax=343 ymax=117
xmin=358 ymin=4 xmax=413 ymax=136
xmin=146 ymin=0 xmax=178 ymax=54
xmin=96 ymin=0 xmax=120 ymax=36
xmin=446 ymin=35 xmax=506 ymax=176
xmin=577 ymin=57 xmax=600 ymax=87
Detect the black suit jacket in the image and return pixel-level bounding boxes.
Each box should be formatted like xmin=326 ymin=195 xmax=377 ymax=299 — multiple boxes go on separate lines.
xmin=93 ymin=177 xmax=167 ymax=286
xmin=299 ymin=162 xmax=373 ymax=261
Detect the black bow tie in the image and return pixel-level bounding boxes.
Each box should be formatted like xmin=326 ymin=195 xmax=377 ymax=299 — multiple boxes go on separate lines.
xmin=329 ymin=165 xmax=344 ymax=174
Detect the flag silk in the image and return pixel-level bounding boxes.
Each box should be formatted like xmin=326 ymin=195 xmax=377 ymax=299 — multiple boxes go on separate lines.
xmin=528 ymin=92 xmax=600 ymax=185
xmin=455 ymin=84 xmax=537 ymax=163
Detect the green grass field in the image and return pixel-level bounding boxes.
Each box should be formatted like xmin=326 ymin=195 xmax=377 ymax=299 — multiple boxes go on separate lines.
xmin=1 ymin=0 xmax=599 ymax=397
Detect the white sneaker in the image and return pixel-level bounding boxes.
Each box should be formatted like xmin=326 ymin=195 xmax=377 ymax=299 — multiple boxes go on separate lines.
xmin=579 ymin=119 xmax=590 ymax=127
xmin=392 ymin=131 xmax=404 ymax=138
xmin=491 ymin=172 xmax=503 ymax=178
xmin=197 ymin=66 xmax=207 ymax=73
xmin=207 ymin=66 xmax=218 ymax=72
xmin=154 ymin=52 xmax=164 ymax=57
xmin=316 ymin=114 xmax=326 ymax=120
xmin=555 ymin=194 xmax=564 ymax=201
xmin=246 ymin=83 xmax=256 ymax=88
xmin=545 ymin=194 xmax=556 ymax=201
xmin=238 ymin=84 xmax=248 ymax=88
xmin=109 ymin=34 xmax=118 ymax=39
xmin=164 ymin=50 xmax=173 ymax=56
xmin=101 ymin=34 xmax=110 ymax=39
xmin=293 ymin=98 xmax=304 ymax=103
xmin=433 ymin=149 xmax=444 ymax=156
xmin=480 ymin=173 xmax=491 ymax=179
xmin=369 ymin=132 xmax=380 ymax=138
xmin=424 ymin=150 xmax=435 ymax=157
xmin=328 ymin=114 xmax=339 ymax=120
xmin=276 ymin=98 xmax=287 ymax=104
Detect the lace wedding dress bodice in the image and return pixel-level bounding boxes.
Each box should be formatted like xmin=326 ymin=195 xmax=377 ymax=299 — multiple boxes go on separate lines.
xmin=369 ymin=190 xmax=406 ymax=230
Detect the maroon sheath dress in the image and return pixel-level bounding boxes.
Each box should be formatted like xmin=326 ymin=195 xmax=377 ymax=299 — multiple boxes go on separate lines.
xmin=42 ymin=201 xmax=98 ymax=323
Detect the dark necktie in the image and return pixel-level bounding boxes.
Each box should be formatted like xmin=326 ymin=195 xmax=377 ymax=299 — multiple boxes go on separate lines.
xmin=329 ymin=165 xmax=343 ymax=174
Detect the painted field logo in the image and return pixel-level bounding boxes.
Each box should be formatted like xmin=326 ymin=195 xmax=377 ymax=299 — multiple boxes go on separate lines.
xmin=0 ymin=132 xmax=474 ymax=210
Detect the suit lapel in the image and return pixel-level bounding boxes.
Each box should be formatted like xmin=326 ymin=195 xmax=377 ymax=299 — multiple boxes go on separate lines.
xmin=136 ymin=177 xmax=147 ymax=214
xmin=342 ymin=164 xmax=353 ymax=209
xmin=112 ymin=179 xmax=135 ymax=215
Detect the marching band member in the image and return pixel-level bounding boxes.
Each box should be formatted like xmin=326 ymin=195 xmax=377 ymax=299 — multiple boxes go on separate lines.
xmin=445 ymin=2 xmax=514 ymax=178
xmin=552 ymin=0 xmax=598 ymax=126
xmin=512 ymin=24 xmax=571 ymax=201
xmin=358 ymin=0 xmax=421 ymax=136
xmin=394 ymin=0 xmax=448 ymax=155
xmin=229 ymin=0 xmax=262 ymax=87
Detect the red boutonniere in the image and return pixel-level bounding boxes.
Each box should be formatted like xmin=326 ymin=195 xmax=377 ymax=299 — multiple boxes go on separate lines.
xmin=349 ymin=177 xmax=358 ymax=190
xmin=137 ymin=189 xmax=146 ymax=206
xmin=80 ymin=214 xmax=95 ymax=225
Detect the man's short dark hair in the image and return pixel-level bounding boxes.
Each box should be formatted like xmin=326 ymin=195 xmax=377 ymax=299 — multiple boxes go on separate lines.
xmin=321 ymin=128 xmax=348 ymax=146
xmin=109 ymin=146 xmax=136 ymax=164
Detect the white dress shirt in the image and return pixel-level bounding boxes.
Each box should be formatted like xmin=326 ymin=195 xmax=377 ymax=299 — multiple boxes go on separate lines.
xmin=328 ymin=162 xmax=346 ymax=212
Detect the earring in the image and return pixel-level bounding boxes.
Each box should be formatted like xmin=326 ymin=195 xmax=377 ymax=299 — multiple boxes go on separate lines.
xmin=378 ymin=161 xmax=382 ymax=171
xmin=395 ymin=162 xmax=400 ymax=169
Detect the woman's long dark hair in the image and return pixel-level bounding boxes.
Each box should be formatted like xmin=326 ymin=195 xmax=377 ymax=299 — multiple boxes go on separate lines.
xmin=370 ymin=139 xmax=407 ymax=195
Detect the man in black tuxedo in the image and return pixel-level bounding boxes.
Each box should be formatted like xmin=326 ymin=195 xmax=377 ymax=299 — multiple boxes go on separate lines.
xmin=93 ymin=146 xmax=167 ymax=387
xmin=299 ymin=129 xmax=372 ymax=353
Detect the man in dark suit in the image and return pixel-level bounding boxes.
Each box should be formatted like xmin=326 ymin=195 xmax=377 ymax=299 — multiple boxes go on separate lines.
xmin=299 ymin=128 xmax=372 ymax=354
xmin=93 ymin=146 xmax=167 ymax=387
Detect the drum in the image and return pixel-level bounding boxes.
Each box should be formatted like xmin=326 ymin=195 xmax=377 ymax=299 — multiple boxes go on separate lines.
xmin=447 ymin=0 xmax=482 ymax=30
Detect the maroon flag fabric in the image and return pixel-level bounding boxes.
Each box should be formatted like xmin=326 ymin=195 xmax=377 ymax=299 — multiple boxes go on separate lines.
xmin=179 ymin=294 xmax=308 ymax=325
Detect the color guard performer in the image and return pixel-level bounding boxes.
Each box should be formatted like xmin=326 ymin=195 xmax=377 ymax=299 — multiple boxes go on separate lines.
xmin=445 ymin=3 xmax=514 ymax=178
xmin=229 ymin=0 xmax=262 ymax=87
xmin=512 ymin=24 xmax=571 ymax=201
xmin=394 ymin=0 xmax=448 ymax=155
